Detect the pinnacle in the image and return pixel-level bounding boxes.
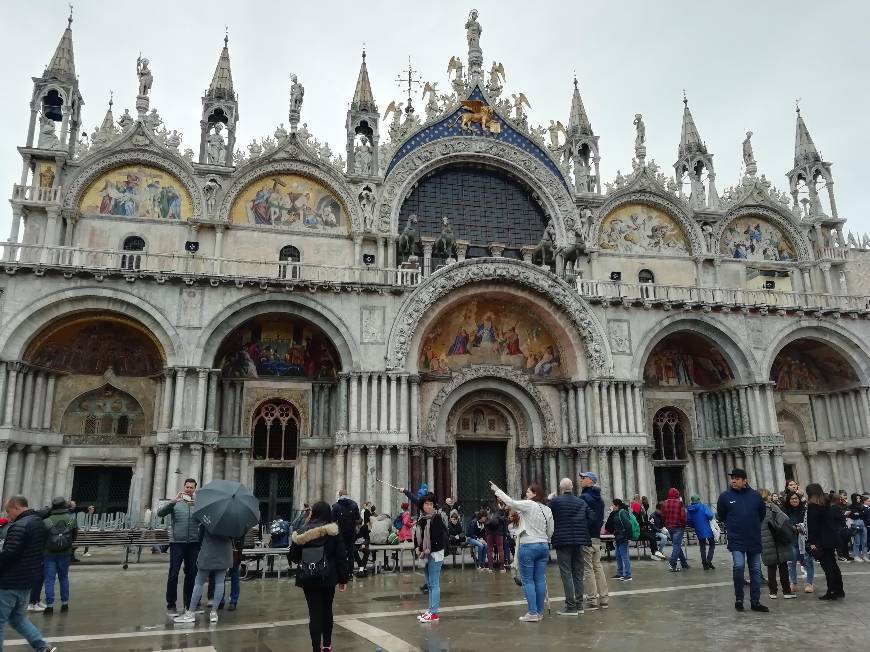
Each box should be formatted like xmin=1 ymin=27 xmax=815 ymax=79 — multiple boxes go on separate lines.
xmin=678 ymin=95 xmax=706 ymax=157
xmin=568 ymin=77 xmax=592 ymax=136
xmin=352 ymin=50 xmax=377 ymax=113
xmin=45 ymin=16 xmax=76 ymax=79
xmin=794 ymin=109 xmax=821 ymax=167
xmin=208 ymin=36 xmax=234 ymax=97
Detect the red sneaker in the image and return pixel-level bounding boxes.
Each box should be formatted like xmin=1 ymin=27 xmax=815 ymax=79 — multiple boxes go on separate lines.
xmin=419 ymin=612 xmax=440 ymax=623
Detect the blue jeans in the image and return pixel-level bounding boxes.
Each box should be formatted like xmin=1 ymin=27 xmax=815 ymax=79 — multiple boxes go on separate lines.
xmin=166 ymin=542 xmax=200 ymax=608
xmin=731 ymin=550 xmax=762 ymax=604
xmin=208 ymin=563 xmax=241 ymax=605
xmin=426 ymin=558 xmax=443 ymax=614
xmin=190 ymin=569 xmax=224 ymax=613
xmin=615 ymin=541 xmax=631 ymax=578
xmin=669 ymin=528 xmax=687 ymax=567
xmin=851 ymin=522 xmax=866 ymax=558
xmin=468 ymin=538 xmax=487 ymax=567
xmin=518 ymin=542 xmax=549 ymax=615
xmin=43 ymin=554 xmax=71 ymax=606
xmin=787 ymin=543 xmax=815 ymax=585
xmin=0 ymin=588 xmax=49 ymax=650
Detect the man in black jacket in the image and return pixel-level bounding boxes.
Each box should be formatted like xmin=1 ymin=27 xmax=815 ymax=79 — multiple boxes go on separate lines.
xmin=0 ymin=495 xmax=57 ymax=652
xmin=549 ymin=478 xmax=592 ymax=615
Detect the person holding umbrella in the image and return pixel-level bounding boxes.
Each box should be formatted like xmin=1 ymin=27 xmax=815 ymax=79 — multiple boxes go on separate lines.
xmin=174 ymin=480 xmax=260 ymax=625
xmin=289 ymin=501 xmax=350 ymax=652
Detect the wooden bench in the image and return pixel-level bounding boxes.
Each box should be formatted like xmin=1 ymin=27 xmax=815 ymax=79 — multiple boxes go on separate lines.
xmin=241 ymin=547 xmax=290 ymax=580
xmin=368 ymin=543 xmax=416 ymax=573
xmin=74 ymin=529 xmax=170 ymax=569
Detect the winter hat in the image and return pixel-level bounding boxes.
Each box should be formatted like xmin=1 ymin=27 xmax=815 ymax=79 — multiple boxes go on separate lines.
xmin=51 ymin=496 xmax=68 ymax=509
xmin=401 ymin=501 xmax=409 ymax=510
xmin=690 ymin=494 xmax=701 ymax=504
xmin=630 ymin=502 xmax=641 ymax=514
xmin=667 ymin=488 xmax=680 ymax=499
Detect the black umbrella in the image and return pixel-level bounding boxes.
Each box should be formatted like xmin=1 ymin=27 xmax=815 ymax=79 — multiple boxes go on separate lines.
xmin=192 ymin=479 xmax=259 ymax=538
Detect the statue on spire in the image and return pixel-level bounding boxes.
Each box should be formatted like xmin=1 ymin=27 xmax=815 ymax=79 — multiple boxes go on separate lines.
xmin=742 ymin=130 xmax=757 ymax=177
xmin=465 ymin=9 xmax=484 ymax=84
xmin=288 ymin=73 xmax=305 ymax=132
xmin=465 ymin=9 xmax=482 ymax=50
xmin=136 ymin=55 xmax=153 ymax=97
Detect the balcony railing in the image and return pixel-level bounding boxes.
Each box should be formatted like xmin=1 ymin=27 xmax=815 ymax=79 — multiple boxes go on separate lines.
xmin=1 ymin=242 xmax=867 ymax=313
xmin=11 ymin=184 xmax=62 ymax=204
xmin=815 ymin=246 xmax=849 ymax=261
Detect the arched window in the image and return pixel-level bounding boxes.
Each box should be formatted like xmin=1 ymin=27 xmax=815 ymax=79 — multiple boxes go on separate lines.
xmin=278 ymin=245 xmax=301 ymax=280
xmin=652 ymin=409 xmax=688 ymax=461
xmin=638 ymin=269 xmax=655 ymax=299
xmin=121 ymin=236 xmax=146 ymax=271
xmin=251 ymin=400 xmax=299 ymax=461
xmin=63 ymin=385 xmax=145 ymax=439
xmin=638 ymin=269 xmax=655 ymax=283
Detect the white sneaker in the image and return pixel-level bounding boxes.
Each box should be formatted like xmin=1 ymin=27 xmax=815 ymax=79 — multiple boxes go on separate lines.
xmin=782 ymin=593 xmax=796 ymax=599
xmin=769 ymin=593 xmax=777 ymax=599
xmin=209 ymin=610 xmax=218 ymax=623
xmin=173 ymin=611 xmax=196 ymax=624
xmin=855 ymin=556 xmax=865 ymax=563
xmin=27 ymin=604 xmax=44 ymax=612
xmin=83 ymin=552 xmax=92 ymax=557
xmin=417 ymin=610 xmax=431 ymax=622
xmin=654 ymin=551 xmax=666 ymax=559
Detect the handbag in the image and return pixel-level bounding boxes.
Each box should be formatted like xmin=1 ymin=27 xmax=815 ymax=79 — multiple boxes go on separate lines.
xmin=298 ymin=544 xmax=332 ymax=581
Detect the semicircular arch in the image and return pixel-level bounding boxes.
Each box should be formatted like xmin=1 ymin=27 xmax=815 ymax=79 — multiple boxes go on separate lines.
xmin=195 ymin=294 xmax=359 ymax=374
xmin=379 ymin=139 xmax=578 ymax=246
xmin=446 ymin=390 xmax=528 ymax=446
xmin=385 ymin=258 xmax=612 ymax=377
xmin=632 ymin=315 xmax=756 ymax=385
xmin=715 ymin=204 xmax=812 ymax=262
xmin=0 ymin=287 xmax=182 ymax=366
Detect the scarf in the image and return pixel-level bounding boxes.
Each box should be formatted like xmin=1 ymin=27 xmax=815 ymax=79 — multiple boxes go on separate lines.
xmin=419 ymin=512 xmax=434 ymax=557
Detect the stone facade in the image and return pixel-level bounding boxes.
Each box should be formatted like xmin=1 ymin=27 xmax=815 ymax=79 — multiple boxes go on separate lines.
xmin=4 ymin=13 xmax=870 ymax=519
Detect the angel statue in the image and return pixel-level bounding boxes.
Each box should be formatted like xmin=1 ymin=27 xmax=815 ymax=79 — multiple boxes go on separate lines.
xmin=488 ymin=62 xmax=505 ymax=88
xmin=423 ymin=82 xmax=440 ymax=120
xmin=547 ymin=120 xmax=566 ymax=148
xmin=136 ymin=55 xmax=153 ymax=97
xmin=447 ymin=56 xmax=464 ymax=81
xmin=383 ymin=101 xmax=404 ymax=139
xmin=511 ymin=93 xmax=531 ymax=121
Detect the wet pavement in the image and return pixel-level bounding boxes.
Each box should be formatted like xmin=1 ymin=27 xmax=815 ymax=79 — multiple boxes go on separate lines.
xmin=7 ymin=544 xmax=870 ymax=651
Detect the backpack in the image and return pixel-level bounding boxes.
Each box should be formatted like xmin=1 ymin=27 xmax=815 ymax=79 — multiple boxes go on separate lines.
xmin=393 ymin=513 xmax=404 ymax=531
xmin=270 ymin=519 xmax=289 ymax=536
xmin=46 ymin=518 xmax=74 ymax=553
xmin=297 ymin=544 xmax=332 ymax=582
xmin=627 ymin=512 xmax=640 ymax=541
xmin=769 ymin=516 xmax=795 ymax=546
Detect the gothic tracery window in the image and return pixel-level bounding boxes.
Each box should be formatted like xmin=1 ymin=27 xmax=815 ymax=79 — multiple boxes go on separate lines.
xmin=652 ymin=409 xmax=688 ymax=461
xmin=252 ymin=400 xmax=299 ymax=461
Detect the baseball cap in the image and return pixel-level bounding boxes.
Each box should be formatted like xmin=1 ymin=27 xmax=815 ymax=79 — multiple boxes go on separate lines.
xmin=579 ymin=471 xmax=598 ymax=483
xmin=728 ymin=468 xmax=747 ymax=479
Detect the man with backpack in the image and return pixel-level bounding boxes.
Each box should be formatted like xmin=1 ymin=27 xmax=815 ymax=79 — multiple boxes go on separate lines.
xmin=41 ymin=498 xmax=77 ymax=615
xmin=331 ymin=490 xmax=361 ymax=578
xmin=662 ymin=488 xmax=689 ymax=572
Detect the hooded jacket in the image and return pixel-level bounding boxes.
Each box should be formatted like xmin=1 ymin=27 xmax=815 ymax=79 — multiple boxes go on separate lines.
xmin=580 ymin=486 xmax=605 ymax=538
xmin=0 ymin=509 xmax=48 ymax=589
xmin=196 ymin=527 xmax=234 ymax=571
xmin=661 ymin=489 xmax=687 ymax=529
xmin=331 ymin=496 xmax=361 ymax=539
xmin=686 ymin=502 xmax=715 ymax=539
xmin=717 ymin=484 xmax=765 ymax=553
xmin=761 ymin=502 xmax=796 ymax=566
xmin=549 ymin=492 xmax=592 ymax=548
xmin=289 ymin=521 xmax=351 ymax=588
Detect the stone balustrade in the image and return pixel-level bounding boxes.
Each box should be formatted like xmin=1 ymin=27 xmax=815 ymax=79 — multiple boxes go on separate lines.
xmin=11 ymin=184 xmax=62 ymax=204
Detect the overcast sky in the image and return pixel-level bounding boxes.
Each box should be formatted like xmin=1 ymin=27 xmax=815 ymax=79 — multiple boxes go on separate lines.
xmin=1 ymin=1 xmax=869 ymax=239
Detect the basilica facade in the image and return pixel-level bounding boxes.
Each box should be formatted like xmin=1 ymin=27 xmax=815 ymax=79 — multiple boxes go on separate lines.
xmin=4 ymin=12 xmax=870 ymax=521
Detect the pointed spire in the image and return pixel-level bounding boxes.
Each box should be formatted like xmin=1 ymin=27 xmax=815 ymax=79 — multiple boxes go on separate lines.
xmin=207 ymin=29 xmax=234 ymax=99
xmin=351 ymin=49 xmax=377 ymax=113
xmin=567 ymin=76 xmax=593 ymax=137
xmin=794 ymin=101 xmax=821 ymax=167
xmin=99 ymin=92 xmax=115 ymax=131
xmin=45 ymin=7 xmax=76 ymax=80
xmin=678 ymin=92 xmax=706 ymax=157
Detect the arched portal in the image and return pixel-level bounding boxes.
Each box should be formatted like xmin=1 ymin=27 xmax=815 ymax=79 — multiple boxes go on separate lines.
xmin=251 ymin=399 xmax=300 ymax=461
xmin=651 ymin=408 xmax=690 ymax=502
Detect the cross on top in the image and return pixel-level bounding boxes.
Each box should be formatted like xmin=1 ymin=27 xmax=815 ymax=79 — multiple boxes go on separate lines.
xmin=395 ymin=57 xmax=422 ymax=114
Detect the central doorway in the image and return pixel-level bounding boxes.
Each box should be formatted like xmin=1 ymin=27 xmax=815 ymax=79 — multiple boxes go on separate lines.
xmin=653 ymin=465 xmax=685 ymax=503
xmin=456 ymin=441 xmax=506 ymax=513
xmin=71 ymin=465 xmax=133 ymax=514
xmin=253 ymin=468 xmax=294 ymax=524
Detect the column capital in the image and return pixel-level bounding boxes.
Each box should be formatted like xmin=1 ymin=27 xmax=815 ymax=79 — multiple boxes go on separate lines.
xmin=349 ymin=443 xmax=364 ymax=453
xmin=46 ymin=446 xmax=60 ymax=456
xmin=25 ymin=444 xmax=42 ymax=454
xmin=0 ymin=441 xmax=9 ymax=453
xmin=410 ymin=445 xmax=424 ymax=457
xmin=169 ymin=443 xmax=182 ymax=452
xmin=335 ymin=445 xmax=348 ymax=455
xmin=197 ymin=368 xmax=210 ymax=379
xmin=573 ymin=446 xmax=591 ymax=456
xmin=300 ymin=448 xmax=311 ymax=458
xmin=153 ymin=444 xmax=169 ymax=455
xmin=518 ymin=448 xmax=530 ymax=460
xmin=240 ymin=449 xmax=251 ymax=460
xmin=189 ymin=443 xmax=202 ymax=452
xmin=530 ymin=448 xmax=545 ymax=460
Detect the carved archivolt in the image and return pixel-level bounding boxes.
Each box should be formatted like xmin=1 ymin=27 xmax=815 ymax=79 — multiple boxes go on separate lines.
xmin=217 ymin=141 xmax=363 ymax=232
xmin=426 ymin=365 xmax=556 ymax=445
xmin=445 ymin=389 xmax=530 ymax=448
xmin=378 ymin=137 xmax=578 ymax=244
xmin=592 ymin=190 xmax=704 ymax=256
xmin=715 ymin=205 xmax=812 ymax=261
xmin=385 ymin=258 xmax=613 ymax=376
xmin=64 ymin=148 xmax=203 ymax=219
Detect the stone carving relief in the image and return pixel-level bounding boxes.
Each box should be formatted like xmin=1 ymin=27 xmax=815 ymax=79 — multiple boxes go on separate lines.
xmin=361 ymin=306 xmax=385 ymax=344
xmin=608 ymin=319 xmax=632 ymax=355
xmin=446 ymin=389 xmax=530 ymax=448
xmin=385 ymin=258 xmax=612 ymax=376
xmin=425 ymin=365 xmax=556 ymax=445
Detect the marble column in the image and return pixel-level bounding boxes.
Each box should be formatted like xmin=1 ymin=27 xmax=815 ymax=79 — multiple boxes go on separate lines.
xmin=239 ymin=450 xmax=250 ymax=488
xmin=625 ymin=384 xmax=637 ymax=434
xmin=755 ymin=449 xmax=769 ymax=491
xmin=11 ymin=369 xmax=25 ymax=429
xmin=171 ymin=368 xmax=187 ymax=430
xmin=159 ymin=371 xmax=174 ymax=432
xmin=151 ymin=445 xmax=168 ymax=508
xmin=548 ymin=449 xmax=558 ymax=496
xmin=633 ymin=385 xmax=644 ymax=434
xmin=624 ymin=448 xmax=636 ymax=499
xmin=29 ymin=372 xmax=45 ymax=430
xmin=597 ymin=448 xmax=609 ymax=499
xmin=334 ymin=445 xmax=347 ymax=496
xmin=397 ymin=445 xmax=409 ymax=498
xmin=381 ymin=445 xmax=393 ymax=515
xmin=750 ymin=385 xmax=764 ymax=435
xmin=19 ymin=370 xmax=34 ymax=429
xmin=371 ymin=374 xmax=381 ymax=434
xmin=42 ymin=447 xmax=59 ymax=507
xmin=615 ymin=384 xmax=627 ymax=434
xmin=206 ymin=371 xmax=219 ymax=432
xmin=410 ymin=446 xmax=423 ymax=493
xmin=410 ymin=378 xmax=420 ymax=442
xmin=2 ymin=445 xmax=24 ymax=501
xmin=636 ymin=448 xmax=649 ymax=499
xmin=591 ymin=381 xmax=602 ymax=435
xmin=203 ymin=445 xmax=215 ymax=484
xmin=20 ymin=445 xmax=40 ymax=504
xmin=315 ymin=450 xmax=325 ymax=502
xmin=189 ymin=444 xmax=203 ymax=484
xmin=195 ymin=369 xmax=209 ymax=431
xmin=600 ymin=382 xmax=611 ymax=434
xmin=165 ymin=444 xmax=182 ymax=497
xmin=848 ymin=391 xmax=862 ymax=439
xmin=849 ymin=451 xmax=863 ymax=494
xmin=764 ymin=385 xmax=779 ymax=435
xmin=704 ymin=451 xmax=715 ymax=506
xmin=389 ymin=376 xmax=399 ymax=432
xmin=827 ymin=451 xmax=842 ymax=491
xmin=559 ymin=388 xmax=570 ymax=445
xmin=366 ymin=445 xmax=378 ymax=505
xmin=608 ymin=382 xmax=619 ymax=434
xmin=0 ymin=443 xmax=8 ymax=504
xmin=359 ymin=373 xmax=369 ymax=431
xmin=43 ymin=372 xmax=56 ymax=429
xmin=772 ymin=448 xmax=785 ymax=491
xmin=223 ymin=449 xmax=235 ymax=482
xmin=349 ymin=445 xmax=363 ymax=502
xmin=297 ymin=450 xmax=310 ymax=508
xmin=338 ymin=375 xmax=349 ymax=433
xmin=400 ymin=375 xmax=409 ymax=434
xmin=379 ymin=374 xmax=389 ymax=432
xmin=349 ymin=374 xmax=359 ymax=432
xmin=576 ymin=384 xmax=588 ymax=442
xmin=567 ymin=386 xmax=578 ymax=443
xmin=426 ymin=452 xmax=435 ymax=490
